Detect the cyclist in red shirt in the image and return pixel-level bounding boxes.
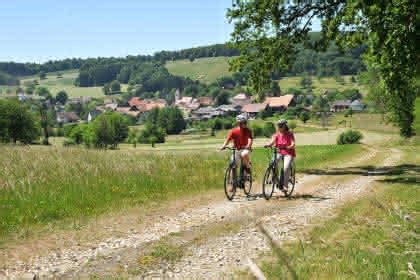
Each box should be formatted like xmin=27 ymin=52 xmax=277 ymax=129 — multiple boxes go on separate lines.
xmin=220 ymin=114 xmax=253 ymax=173
xmin=264 ymin=119 xmax=296 ymax=191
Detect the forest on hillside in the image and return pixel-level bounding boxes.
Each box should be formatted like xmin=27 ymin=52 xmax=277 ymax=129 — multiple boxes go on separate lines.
xmin=0 ymin=32 xmax=366 ymax=87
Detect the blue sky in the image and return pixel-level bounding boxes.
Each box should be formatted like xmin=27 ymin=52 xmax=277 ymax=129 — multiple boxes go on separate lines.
xmin=0 ymin=0 xmax=233 ymax=63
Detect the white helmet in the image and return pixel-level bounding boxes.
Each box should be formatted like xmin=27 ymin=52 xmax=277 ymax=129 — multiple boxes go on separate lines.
xmin=236 ymin=114 xmax=248 ymax=123
xmin=277 ymin=119 xmax=288 ymax=126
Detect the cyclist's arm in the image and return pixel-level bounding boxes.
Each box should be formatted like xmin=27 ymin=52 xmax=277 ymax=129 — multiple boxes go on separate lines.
xmin=220 ymin=132 xmax=233 ymax=150
xmin=287 ymin=134 xmax=295 ymax=149
xmin=245 ymin=136 xmax=253 ymax=149
xmin=264 ymin=135 xmax=276 ymax=147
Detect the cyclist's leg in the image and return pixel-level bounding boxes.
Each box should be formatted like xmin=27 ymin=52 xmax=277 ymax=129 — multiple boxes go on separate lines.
xmin=283 ymin=155 xmax=293 ymax=189
xmin=240 ymin=149 xmax=251 ymax=170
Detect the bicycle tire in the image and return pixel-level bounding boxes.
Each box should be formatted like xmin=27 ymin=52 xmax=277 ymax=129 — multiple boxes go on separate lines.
xmin=224 ymin=166 xmax=236 ymax=200
xmin=262 ymin=166 xmax=276 ymax=200
xmin=243 ymin=168 xmax=252 ymax=196
xmin=284 ymin=163 xmax=296 ymax=198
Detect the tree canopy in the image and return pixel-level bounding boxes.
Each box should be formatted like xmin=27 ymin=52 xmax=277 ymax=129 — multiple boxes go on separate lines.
xmin=228 ymin=0 xmax=417 ymax=137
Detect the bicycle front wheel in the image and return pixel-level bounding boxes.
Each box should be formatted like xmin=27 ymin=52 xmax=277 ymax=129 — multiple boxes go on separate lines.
xmin=284 ymin=163 xmax=296 ymax=198
xmin=224 ymin=166 xmax=236 ymax=201
xmin=262 ymin=166 xmax=276 ymax=200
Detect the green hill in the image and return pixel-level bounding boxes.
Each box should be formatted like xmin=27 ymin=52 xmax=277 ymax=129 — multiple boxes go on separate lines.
xmin=166 ymin=56 xmax=231 ymax=84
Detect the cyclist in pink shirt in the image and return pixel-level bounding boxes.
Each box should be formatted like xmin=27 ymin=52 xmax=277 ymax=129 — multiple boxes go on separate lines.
xmin=264 ymin=119 xmax=296 ymax=191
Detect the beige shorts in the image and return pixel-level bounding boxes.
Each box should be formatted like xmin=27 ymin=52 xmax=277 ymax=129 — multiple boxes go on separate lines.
xmin=231 ymin=149 xmax=251 ymax=165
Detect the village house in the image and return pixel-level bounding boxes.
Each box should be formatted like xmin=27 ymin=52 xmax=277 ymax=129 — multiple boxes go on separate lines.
xmin=127 ymin=97 xmax=167 ymax=113
xmin=56 ymin=111 xmax=80 ymax=124
xmin=87 ymin=109 xmax=103 ymax=122
xmin=331 ymin=100 xmax=352 ymax=112
xmin=241 ymin=103 xmax=268 ymax=119
xmin=104 ymin=103 xmax=118 ymax=111
xmin=350 ymin=99 xmax=366 ymax=112
xmin=265 ymin=94 xmax=295 ymax=112
xmin=115 ymin=106 xmax=141 ymax=118
xmin=231 ymin=93 xmax=251 ymax=107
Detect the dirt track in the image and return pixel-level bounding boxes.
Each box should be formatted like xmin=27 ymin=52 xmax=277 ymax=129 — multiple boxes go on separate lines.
xmin=0 ymin=146 xmax=403 ymax=279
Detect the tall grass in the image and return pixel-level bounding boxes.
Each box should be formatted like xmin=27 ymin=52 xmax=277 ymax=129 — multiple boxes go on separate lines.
xmin=0 ymin=144 xmax=363 ymax=240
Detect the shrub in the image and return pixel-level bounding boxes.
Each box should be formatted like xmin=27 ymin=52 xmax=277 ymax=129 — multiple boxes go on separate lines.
xmin=263 ymin=122 xmax=276 ymax=138
xmin=250 ymin=123 xmax=263 ymax=137
xmin=288 ymin=120 xmax=297 ymax=130
xmin=337 ymin=129 xmax=363 ymax=144
xmin=63 ymin=138 xmax=76 ymax=146
xmin=299 ymin=111 xmax=310 ymax=123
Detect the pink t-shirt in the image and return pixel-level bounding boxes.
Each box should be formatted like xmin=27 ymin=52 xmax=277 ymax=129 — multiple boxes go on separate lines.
xmin=274 ymin=132 xmax=296 ymax=157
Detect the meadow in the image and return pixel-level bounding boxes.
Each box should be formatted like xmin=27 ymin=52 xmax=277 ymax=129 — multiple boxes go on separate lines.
xmin=0 ymin=144 xmax=363 ymax=242
xmin=165 ymin=56 xmax=365 ymax=95
xmin=0 ymin=70 xmax=128 ymax=98
xmin=261 ymin=145 xmax=419 ymax=279
xmin=165 ymin=57 xmax=231 ymax=84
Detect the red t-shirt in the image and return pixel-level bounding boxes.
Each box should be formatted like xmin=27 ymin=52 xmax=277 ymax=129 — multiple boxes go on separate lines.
xmin=227 ymin=127 xmax=253 ymax=149
xmin=274 ymin=132 xmax=296 ymax=157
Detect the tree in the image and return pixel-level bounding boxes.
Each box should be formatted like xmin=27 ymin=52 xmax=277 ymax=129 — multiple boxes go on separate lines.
xmin=56 ymin=90 xmax=68 ymax=104
xmin=102 ymin=83 xmax=111 ymax=95
xmin=39 ymin=71 xmax=47 ymax=80
xmin=263 ymin=122 xmax=276 ymax=138
xmin=227 ymin=0 xmax=417 ymax=137
xmin=138 ymin=123 xmax=166 ymax=146
xmin=0 ymin=100 xmax=39 ymax=144
xmin=90 ymin=112 xmax=129 ymax=149
xmin=215 ymin=91 xmax=230 ymax=106
xmin=110 ymin=80 xmax=121 ymax=93
xmin=127 ymin=128 xmax=139 ymax=148
xmin=300 ymin=75 xmax=312 ymax=90
xmin=299 ymin=111 xmax=310 ymax=124
xmin=270 ymin=81 xmax=281 ymax=96
xmin=35 ymin=86 xmax=50 ymax=97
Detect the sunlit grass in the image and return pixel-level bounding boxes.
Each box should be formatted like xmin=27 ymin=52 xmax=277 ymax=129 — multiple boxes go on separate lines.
xmin=0 ymin=144 xmax=363 ymax=241
xmin=261 ymin=146 xmax=419 ymax=280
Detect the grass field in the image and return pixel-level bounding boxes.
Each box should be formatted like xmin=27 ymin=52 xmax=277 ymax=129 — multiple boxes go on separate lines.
xmin=328 ymin=112 xmax=399 ymax=134
xmin=0 ymin=144 xmax=363 ymax=242
xmin=261 ymin=146 xmax=419 ymax=279
xmin=166 ymin=57 xmax=231 ymax=84
xmin=0 ymin=70 xmax=128 ymax=98
xmin=165 ymin=56 xmax=364 ymax=94
xmin=415 ymin=98 xmax=420 ymax=135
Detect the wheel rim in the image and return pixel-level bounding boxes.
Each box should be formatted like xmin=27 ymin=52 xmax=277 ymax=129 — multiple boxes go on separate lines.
xmin=224 ymin=167 xmax=236 ymax=200
xmin=262 ymin=167 xmax=275 ymax=200
xmin=243 ymin=171 xmax=252 ymax=196
xmin=284 ymin=168 xmax=295 ymax=197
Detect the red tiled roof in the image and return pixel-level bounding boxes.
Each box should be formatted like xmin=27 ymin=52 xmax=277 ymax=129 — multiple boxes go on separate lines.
xmin=241 ymin=103 xmax=267 ymax=113
xmin=265 ymin=94 xmax=294 ymax=108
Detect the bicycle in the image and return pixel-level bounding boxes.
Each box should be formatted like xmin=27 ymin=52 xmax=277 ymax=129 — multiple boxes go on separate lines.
xmin=223 ymin=147 xmax=252 ymax=200
xmin=262 ymin=147 xmax=296 ymax=200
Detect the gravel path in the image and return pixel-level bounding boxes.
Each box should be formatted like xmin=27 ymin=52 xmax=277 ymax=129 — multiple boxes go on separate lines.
xmin=1 ymin=146 xmax=400 ymax=279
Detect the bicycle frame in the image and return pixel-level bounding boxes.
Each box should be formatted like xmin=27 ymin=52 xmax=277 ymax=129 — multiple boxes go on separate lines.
xmin=227 ymin=147 xmax=245 ymax=188
xmin=265 ymin=147 xmax=287 ymax=187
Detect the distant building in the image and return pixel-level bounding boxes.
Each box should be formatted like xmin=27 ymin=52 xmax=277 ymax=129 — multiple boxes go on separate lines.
xmin=331 ymin=100 xmax=352 ymax=112
xmin=265 ymin=94 xmax=295 ymax=112
xmin=232 ymin=93 xmax=251 ymax=107
xmin=115 ymin=106 xmax=141 ymax=118
xmin=57 ymin=111 xmax=80 ymax=124
xmin=127 ymin=97 xmax=167 ymax=113
xmin=241 ymin=103 xmax=268 ymax=118
xmin=104 ymin=103 xmax=118 ymax=111
xmin=87 ymin=109 xmax=103 ymax=122
xmin=350 ymin=99 xmax=366 ymax=112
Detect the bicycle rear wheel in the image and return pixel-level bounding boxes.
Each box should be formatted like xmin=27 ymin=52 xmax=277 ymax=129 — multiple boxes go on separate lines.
xmin=284 ymin=163 xmax=296 ymax=197
xmin=262 ymin=166 xmax=276 ymax=200
xmin=224 ymin=166 xmax=236 ymax=200
xmin=243 ymin=168 xmax=252 ymax=196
